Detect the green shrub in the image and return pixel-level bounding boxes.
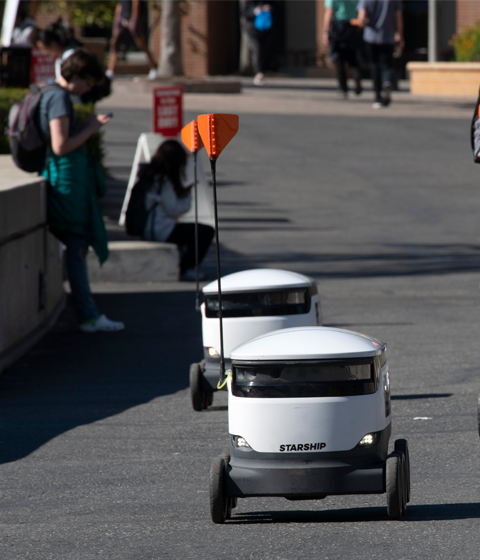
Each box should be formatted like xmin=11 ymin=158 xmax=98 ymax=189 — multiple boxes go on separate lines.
xmin=451 ymin=23 xmax=480 ymax=62
xmin=0 ymin=88 xmax=105 ymax=169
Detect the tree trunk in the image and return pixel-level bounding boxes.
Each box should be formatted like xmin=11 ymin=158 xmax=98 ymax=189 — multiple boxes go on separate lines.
xmin=157 ymin=0 xmax=183 ymax=76
xmin=239 ymin=0 xmax=252 ymax=74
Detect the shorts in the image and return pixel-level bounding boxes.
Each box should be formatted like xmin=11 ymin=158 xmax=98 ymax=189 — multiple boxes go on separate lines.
xmin=112 ymin=8 xmax=146 ymax=43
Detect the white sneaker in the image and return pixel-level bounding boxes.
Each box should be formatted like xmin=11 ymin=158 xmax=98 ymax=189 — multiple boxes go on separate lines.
xmin=148 ymin=69 xmax=158 ymax=80
xmin=253 ymin=72 xmax=265 ymax=86
xmin=105 ymin=70 xmax=115 ymax=79
xmin=79 ymin=314 xmax=125 ymax=333
xmin=372 ymin=102 xmax=382 ymax=109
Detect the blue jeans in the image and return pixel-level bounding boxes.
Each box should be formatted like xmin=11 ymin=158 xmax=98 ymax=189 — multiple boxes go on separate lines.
xmin=51 ymin=229 xmax=99 ymax=324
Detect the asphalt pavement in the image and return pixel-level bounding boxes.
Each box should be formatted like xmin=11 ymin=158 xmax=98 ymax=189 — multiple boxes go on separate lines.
xmin=0 ymin=79 xmax=479 ymax=559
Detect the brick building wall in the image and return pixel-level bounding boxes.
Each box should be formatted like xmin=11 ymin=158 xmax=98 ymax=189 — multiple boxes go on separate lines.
xmin=150 ymin=1 xmax=236 ymax=77
xmin=457 ymin=0 xmax=480 ymax=33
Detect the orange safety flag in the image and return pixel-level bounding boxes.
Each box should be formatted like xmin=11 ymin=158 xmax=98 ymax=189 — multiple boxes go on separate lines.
xmin=197 ymin=114 xmax=239 ymax=160
xmin=181 ymin=119 xmax=204 ymax=153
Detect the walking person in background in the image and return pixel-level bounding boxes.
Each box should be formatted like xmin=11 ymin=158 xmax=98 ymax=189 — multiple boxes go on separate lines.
xmin=40 ymin=49 xmax=124 ymax=332
xmin=37 ymin=21 xmax=111 ymax=103
xmin=12 ymin=4 xmax=37 ymax=46
xmin=357 ymin=0 xmax=403 ymax=109
xmin=323 ymin=0 xmax=363 ymax=98
xmin=107 ymin=0 xmax=158 ymax=80
xmin=142 ymin=140 xmax=215 ymax=281
xmin=37 ymin=19 xmax=83 ymax=79
xmin=242 ymin=1 xmax=274 ymax=86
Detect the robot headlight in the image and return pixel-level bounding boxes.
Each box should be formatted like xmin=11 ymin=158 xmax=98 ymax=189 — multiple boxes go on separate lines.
xmin=358 ymin=433 xmax=378 ymax=446
xmin=207 ymin=347 xmax=219 ymax=357
xmin=232 ymin=435 xmax=252 ymax=450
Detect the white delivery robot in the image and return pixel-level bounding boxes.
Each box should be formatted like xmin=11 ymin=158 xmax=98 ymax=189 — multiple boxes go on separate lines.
xmin=209 ymin=326 xmax=411 ymax=522
xmin=189 ymin=269 xmax=322 ymax=411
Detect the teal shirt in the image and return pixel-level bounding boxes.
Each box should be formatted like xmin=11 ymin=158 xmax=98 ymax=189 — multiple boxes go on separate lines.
xmin=42 ymin=149 xmax=109 ymax=264
xmin=324 ymin=0 xmax=358 ymax=21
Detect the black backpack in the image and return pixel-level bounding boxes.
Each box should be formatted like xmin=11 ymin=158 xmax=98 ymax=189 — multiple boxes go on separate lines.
xmin=125 ymin=167 xmax=156 ymax=237
xmin=7 ymin=83 xmax=61 ymax=173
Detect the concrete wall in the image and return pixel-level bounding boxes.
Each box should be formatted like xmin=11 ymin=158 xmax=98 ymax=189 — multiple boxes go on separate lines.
xmin=0 ymin=157 xmax=65 ymax=374
xmin=407 ymin=62 xmax=480 ymax=97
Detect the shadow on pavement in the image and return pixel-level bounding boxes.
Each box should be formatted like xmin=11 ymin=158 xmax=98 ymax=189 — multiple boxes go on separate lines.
xmin=228 ymin=502 xmax=480 ymax=524
xmin=0 ymin=291 xmax=202 ymax=465
xmin=391 ymin=393 xmax=453 ymax=400
xmin=204 ymin=242 xmax=480 ymax=279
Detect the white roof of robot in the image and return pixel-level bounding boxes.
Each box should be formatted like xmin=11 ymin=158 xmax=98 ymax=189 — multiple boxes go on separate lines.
xmin=230 ymin=326 xmax=386 ymax=361
xmin=202 ymin=269 xmax=316 ymax=295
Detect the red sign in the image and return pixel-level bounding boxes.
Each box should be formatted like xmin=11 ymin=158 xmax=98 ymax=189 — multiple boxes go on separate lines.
xmin=31 ymin=48 xmax=55 ymax=84
xmin=152 ymin=86 xmax=183 ymax=136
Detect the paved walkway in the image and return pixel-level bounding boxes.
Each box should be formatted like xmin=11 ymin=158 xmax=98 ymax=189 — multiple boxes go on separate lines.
xmin=99 ymin=77 xmax=476 ymax=120
xmin=1 ymin=77 xmax=479 ymax=559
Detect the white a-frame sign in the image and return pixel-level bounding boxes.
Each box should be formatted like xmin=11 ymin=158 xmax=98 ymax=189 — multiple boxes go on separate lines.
xmin=119 ymin=132 xmax=214 ymax=228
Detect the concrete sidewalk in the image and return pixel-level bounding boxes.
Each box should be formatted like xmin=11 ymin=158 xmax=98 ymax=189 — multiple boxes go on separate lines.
xmin=99 ymin=76 xmax=476 ymax=120
xmin=95 ymin=75 xmax=477 ymax=283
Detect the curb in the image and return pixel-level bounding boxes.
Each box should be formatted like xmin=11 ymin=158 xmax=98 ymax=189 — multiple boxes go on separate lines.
xmin=87 ymin=241 xmax=180 ymax=282
xmin=112 ymin=77 xmax=242 ymax=94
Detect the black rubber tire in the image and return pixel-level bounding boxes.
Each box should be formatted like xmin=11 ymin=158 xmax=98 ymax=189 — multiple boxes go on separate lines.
xmin=190 ymin=362 xmax=203 ymax=412
xmin=201 ymin=390 xmax=214 ymax=410
xmin=386 ymin=452 xmax=403 ymax=520
xmin=395 ymin=439 xmax=410 ymax=504
xmin=225 ymin=496 xmax=232 ymax=520
xmin=397 ymin=451 xmax=407 ymax=516
xmin=210 ymin=456 xmax=227 ymax=524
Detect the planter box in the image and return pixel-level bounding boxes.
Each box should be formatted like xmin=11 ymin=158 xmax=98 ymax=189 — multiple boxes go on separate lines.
xmin=407 ymin=62 xmax=480 ymax=97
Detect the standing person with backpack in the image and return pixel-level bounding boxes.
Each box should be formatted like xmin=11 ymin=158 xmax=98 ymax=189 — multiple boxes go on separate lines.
xmin=357 ymin=0 xmax=404 ymax=109
xmin=323 ymin=0 xmax=363 ymax=99
xmin=38 ymin=49 xmax=124 ymax=332
xmin=140 ymin=140 xmax=214 ymax=281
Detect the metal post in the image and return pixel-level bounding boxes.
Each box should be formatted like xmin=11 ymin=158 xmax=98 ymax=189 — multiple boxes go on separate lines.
xmin=193 ymin=151 xmax=200 ymax=313
xmin=428 ymin=0 xmax=438 ymax=63
xmin=210 ymin=159 xmax=225 ymax=384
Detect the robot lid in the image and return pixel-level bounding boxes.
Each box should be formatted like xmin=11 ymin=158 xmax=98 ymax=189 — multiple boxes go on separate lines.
xmin=230 ymin=326 xmax=386 ymax=361
xmin=202 ymin=269 xmax=316 ymax=295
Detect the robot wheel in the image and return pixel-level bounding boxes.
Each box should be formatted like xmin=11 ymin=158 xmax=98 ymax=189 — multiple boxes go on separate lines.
xmin=210 ymin=455 xmax=236 ymax=524
xmin=190 ymin=362 xmax=214 ymax=412
xmin=386 ymin=441 xmax=410 ymax=520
